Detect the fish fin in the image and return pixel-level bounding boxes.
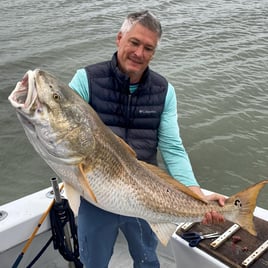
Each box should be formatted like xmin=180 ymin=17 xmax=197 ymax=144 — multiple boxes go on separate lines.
xmin=149 ymin=222 xmax=177 ymax=246
xmin=115 ymin=135 xmax=137 ymax=157
xmin=64 ymin=182 xmax=81 ymax=216
xmin=226 ymin=180 xmax=268 ymax=236
xmin=78 ymin=163 xmax=98 ymax=203
xmin=139 ymin=161 xmax=208 ymax=204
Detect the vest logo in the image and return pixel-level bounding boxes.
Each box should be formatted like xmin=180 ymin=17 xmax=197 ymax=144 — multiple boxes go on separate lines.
xmin=138 ymin=110 xmax=157 ymax=115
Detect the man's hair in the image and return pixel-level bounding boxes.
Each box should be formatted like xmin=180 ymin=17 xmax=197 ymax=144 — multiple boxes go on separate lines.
xmin=120 ymin=11 xmax=162 ymax=41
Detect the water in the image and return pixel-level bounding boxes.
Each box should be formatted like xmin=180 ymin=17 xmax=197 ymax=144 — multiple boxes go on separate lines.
xmin=0 ymin=0 xmax=268 ymax=208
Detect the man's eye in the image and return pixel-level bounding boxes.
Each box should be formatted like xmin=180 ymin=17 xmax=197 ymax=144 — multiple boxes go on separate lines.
xmin=145 ymin=46 xmax=154 ymax=52
xmin=130 ymin=40 xmax=139 ymax=46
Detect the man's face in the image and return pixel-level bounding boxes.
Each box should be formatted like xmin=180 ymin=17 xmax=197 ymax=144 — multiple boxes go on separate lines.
xmin=116 ymin=23 xmax=158 ymax=83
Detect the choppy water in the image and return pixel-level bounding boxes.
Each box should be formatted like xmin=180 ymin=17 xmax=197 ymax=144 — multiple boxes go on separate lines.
xmin=0 ymin=0 xmax=268 ymax=207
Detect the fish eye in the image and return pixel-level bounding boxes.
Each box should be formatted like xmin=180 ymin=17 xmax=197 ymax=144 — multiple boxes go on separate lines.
xmin=53 ymin=93 xmax=60 ymax=101
xmin=234 ymin=199 xmax=242 ymax=207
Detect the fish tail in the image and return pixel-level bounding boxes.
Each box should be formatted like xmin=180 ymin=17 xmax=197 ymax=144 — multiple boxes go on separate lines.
xmin=226 ymin=180 xmax=268 ymax=236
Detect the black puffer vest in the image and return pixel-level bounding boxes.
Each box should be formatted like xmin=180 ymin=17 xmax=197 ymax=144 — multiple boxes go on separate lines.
xmin=85 ymin=53 xmax=168 ymax=165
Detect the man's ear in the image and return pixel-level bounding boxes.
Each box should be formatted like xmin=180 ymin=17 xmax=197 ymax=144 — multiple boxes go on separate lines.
xmin=116 ymin=31 xmax=123 ymax=47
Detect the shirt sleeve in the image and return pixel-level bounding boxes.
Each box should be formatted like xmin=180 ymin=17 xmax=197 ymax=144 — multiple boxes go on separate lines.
xmin=158 ymin=83 xmax=199 ymax=187
xmin=69 ymin=68 xmax=90 ymax=102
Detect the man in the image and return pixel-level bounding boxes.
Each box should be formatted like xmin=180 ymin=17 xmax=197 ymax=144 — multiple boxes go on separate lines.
xmin=69 ymin=10 xmax=225 ymax=268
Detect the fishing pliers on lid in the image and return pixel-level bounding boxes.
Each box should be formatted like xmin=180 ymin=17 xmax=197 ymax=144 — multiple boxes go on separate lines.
xmin=181 ymin=232 xmax=220 ymax=247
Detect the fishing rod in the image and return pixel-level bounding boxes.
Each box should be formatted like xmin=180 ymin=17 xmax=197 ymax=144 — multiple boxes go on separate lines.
xmin=11 ymin=181 xmax=64 ymax=268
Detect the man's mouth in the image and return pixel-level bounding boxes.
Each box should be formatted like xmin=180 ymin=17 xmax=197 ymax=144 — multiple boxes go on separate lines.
xmin=128 ymin=56 xmax=143 ymax=65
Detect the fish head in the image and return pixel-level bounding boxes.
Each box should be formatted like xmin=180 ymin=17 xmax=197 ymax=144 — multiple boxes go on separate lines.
xmin=8 ymin=69 xmax=95 ymax=166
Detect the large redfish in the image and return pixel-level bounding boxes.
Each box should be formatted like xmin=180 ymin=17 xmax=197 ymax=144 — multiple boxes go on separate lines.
xmin=8 ymin=69 xmax=268 ymax=245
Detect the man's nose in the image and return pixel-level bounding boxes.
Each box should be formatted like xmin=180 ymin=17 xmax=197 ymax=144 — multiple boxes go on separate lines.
xmin=134 ymin=45 xmax=144 ymax=57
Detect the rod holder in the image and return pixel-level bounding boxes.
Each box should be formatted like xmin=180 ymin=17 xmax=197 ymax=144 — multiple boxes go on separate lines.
xmin=50 ymin=177 xmax=62 ymax=204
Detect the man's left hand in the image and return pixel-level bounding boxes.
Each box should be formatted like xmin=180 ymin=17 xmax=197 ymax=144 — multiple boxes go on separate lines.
xmin=189 ymin=186 xmax=226 ymax=224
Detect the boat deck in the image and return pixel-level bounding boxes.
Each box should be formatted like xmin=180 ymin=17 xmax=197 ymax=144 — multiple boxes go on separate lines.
xmin=109 ymin=231 xmax=176 ymax=268
xmin=1 ymin=230 xmax=176 ymax=268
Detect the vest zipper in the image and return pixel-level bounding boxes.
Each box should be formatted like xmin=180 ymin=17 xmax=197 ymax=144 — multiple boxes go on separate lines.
xmin=125 ymin=93 xmax=132 ymax=141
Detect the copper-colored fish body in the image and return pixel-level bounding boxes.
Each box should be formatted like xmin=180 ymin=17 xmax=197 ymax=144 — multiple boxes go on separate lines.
xmin=8 ymin=69 xmax=268 ymax=245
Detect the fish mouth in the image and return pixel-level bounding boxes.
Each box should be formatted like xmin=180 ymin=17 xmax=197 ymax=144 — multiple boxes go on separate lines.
xmin=8 ymin=70 xmax=38 ymax=112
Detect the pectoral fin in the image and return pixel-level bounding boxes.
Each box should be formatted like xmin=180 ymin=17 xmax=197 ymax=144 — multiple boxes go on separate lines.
xmin=78 ymin=163 xmax=97 ymax=203
xmin=149 ymin=222 xmax=178 ymax=246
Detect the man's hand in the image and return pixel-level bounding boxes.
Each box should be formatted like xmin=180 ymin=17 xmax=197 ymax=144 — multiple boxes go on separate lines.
xmin=202 ymin=193 xmax=226 ymax=224
xmin=189 ymin=186 xmax=226 ymax=224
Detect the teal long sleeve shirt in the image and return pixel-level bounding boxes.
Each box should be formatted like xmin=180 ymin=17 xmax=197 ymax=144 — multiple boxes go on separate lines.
xmin=69 ymin=68 xmax=199 ymax=187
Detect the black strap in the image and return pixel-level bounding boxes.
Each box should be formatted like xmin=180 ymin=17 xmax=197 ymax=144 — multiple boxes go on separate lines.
xmin=26 ymin=236 xmax=53 ymax=268
xmin=50 ymin=198 xmax=83 ymax=268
